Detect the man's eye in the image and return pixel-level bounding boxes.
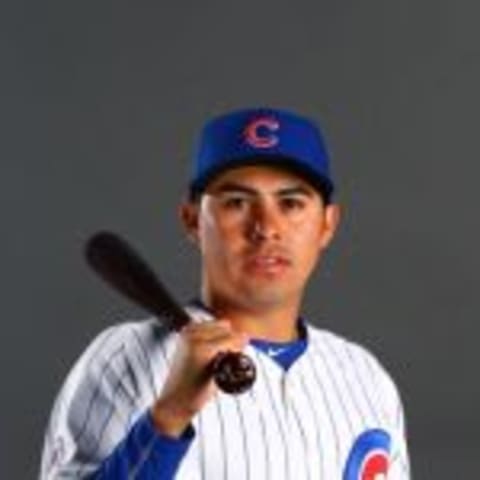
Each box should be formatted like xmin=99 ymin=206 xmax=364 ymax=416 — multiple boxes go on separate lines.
xmin=222 ymin=196 xmax=248 ymax=209
xmin=280 ymin=197 xmax=305 ymax=210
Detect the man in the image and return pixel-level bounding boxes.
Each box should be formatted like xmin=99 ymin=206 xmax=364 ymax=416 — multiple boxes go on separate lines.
xmin=40 ymin=108 xmax=411 ymax=479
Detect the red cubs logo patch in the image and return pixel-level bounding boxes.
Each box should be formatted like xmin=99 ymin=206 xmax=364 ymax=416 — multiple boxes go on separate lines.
xmin=343 ymin=429 xmax=391 ymax=480
xmin=243 ymin=117 xmax=280 ymax=149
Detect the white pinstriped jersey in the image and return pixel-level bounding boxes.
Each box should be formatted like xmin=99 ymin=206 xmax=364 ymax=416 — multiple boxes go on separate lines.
xmin=40 ymin=306 xmax=411 ymax=479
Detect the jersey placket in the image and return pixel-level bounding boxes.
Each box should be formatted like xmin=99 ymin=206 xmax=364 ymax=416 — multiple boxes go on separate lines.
xmin=283 ymin=359 xmax=324 ymax=480
xmin=255 ymin=348 xmax=314 ymax=480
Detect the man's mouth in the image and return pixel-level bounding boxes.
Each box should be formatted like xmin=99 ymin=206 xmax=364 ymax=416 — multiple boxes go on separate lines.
xmin=245 ymin=253 xmax=291 ymax=275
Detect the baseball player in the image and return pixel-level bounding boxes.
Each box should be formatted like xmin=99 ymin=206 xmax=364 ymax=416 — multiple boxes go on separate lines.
xmin=40 ymin=108 xmax=411 ymax=479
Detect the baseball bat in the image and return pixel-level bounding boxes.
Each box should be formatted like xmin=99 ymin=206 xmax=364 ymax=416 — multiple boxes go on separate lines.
xmin=85 ymin=231 xmax=256 ymax=394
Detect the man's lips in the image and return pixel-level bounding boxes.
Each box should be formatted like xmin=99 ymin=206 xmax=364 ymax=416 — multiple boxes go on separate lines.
xmin=249 ymin=255 xmax=290 ymax=266
xmin=244 ymin=252 xmax=291 ymax=274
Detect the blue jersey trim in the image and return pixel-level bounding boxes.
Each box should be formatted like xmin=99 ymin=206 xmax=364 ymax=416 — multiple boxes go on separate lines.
xmin=92 ymin=410 xmax=194 ymax=479
xmin=250 ymin=320 xmax=308 ymax=370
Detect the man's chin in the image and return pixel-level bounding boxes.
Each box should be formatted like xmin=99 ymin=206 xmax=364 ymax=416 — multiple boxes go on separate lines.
xmin=240 ymin=286 xmax=292 ymax=310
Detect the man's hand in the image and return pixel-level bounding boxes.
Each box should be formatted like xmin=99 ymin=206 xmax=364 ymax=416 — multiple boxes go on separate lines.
xmin=151 ymin=320 xmax=248 ymax=437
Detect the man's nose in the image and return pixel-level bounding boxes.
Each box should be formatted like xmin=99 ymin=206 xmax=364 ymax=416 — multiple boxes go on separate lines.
xmin=246 ymin=203 xmax=282 ymax=242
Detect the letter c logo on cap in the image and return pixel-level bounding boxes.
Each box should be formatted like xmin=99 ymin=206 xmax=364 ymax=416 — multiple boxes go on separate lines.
xmin=244 ymin=117 xmax=280 ymax=149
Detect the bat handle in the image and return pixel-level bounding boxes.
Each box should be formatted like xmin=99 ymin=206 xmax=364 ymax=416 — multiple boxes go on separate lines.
xmin=211 ymin=351 xmax=256 ymax=394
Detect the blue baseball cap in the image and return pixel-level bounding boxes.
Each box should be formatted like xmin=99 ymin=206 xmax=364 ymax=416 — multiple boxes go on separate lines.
xmin=189 ymin=107 xmax=335 ymax=202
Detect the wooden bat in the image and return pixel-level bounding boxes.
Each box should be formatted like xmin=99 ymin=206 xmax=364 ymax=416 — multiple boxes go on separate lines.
xmin=85 ymin=231 xmax=256 ymax=394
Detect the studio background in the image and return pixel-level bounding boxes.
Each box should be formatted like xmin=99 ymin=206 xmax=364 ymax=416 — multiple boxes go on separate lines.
xmin=2 ymin=1 xmax=478 ymax=478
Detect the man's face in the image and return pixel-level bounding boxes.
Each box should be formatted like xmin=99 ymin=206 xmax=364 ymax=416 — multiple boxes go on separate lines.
xmin=181 ymin=165 xmax=340 ymax=312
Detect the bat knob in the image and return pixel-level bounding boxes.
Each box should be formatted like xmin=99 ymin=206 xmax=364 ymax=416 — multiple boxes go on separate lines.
xmin=212 ymin=351 xmax=256 ymax=394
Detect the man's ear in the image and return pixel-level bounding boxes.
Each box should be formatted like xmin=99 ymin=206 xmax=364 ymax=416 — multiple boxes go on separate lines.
xmin=319 ymin=203 xmax=341 ymax=249
xmin=179 ymin=201 xmax=200 ymax=245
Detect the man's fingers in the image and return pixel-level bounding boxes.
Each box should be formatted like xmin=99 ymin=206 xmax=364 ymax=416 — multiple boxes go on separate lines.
xmin=183 ymin=320 xmax=231 ymax=339
xmin=181 ymin=320 xmax=249 ymax=361
xmin=184 ymin=320 xmax=248 ymax=344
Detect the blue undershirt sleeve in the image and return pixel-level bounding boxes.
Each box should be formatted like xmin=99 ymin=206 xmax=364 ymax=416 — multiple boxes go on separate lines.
xmin=92 ymin=410 xmax=195 ymax=479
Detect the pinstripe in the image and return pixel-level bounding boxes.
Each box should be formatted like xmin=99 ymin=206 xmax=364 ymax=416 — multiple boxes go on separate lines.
xmin=254 ymin=350 xmax=290 ymax=480
xmin=297 ymin=368 xmax=325 ymax=479
xmin=73 ymin=344 xmax=126 ymax=446
xmin=395 ymin=401 xmax=404 ymax=428
xmin=83 ymin=327 xmax=120 ymax=370
xmin=44 ymin=399 xmax=61 ymax=465
xmin=249 ymin=389 xmax=270 ymax=480
xmin=44 ymin=325 xmax=114 ymax=460
xmin=362 ymin=352 xmax=394 ymax=426
xmin=234 ymin=397 xmax=251 ymax=480
xmin=92 ymin=365 xmax=136 ymax=453
xmin=391 ymin=450 xmax=401 ymax=463
xmin=41 ymin=327 xmax=124 ymax=471
xmin=391 ymin=449 xmax=410 ymax=474
xmin=123 ymin=358 xmax=139 ymax=402
xmin=197 ymin=412 xmax=207 ymax=480
xmin=155 ymin=337 xmax=173 ymax=398
xmin=155 ymin=324 xmax=176 ymax=365
xmin=43 ymin=431 xmax=62 ymax=477
xmin=113 ymin=351 xmax=142 ymax=410
xmin=362 ymin=349 xmax=377 ymax=380
xmin=289 ymin=399 xmax=312 ymax=480
xmin=343 ymin=344 xmax=384 ymax=426
xmin=77 ymin=362 xmax=137 ymax=477
xmin=306 ymin=350 xmax=341 ymax=465
xmin=130 ymin=328 xmax=158 ymax=398
xmin=322 ymin=336 xmax=368 ymax=427
xmin=311 ymin=340 xmax=356 ymax=436
xmin=214 ymin=397 xmax=228 ymax=480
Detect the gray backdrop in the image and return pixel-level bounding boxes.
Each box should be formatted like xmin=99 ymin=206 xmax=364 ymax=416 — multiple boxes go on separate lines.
xmin=2 ymin=1 xmax=479 ymax=478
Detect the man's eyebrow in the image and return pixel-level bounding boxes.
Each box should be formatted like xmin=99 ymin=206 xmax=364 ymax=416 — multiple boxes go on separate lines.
xmin=213 ymin=183 xmax=258 ymax=195
xmin=276 ymin=186 xmax=314 ymax=197
xmin=212 ymin=182 xmax=315 ymax=197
